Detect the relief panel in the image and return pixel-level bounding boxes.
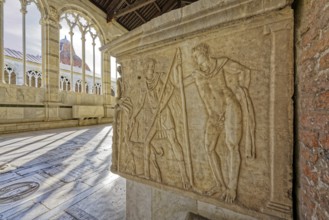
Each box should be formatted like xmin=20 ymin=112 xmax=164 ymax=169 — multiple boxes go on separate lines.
xmin=111 ymin=8 xmax=293 ymax=219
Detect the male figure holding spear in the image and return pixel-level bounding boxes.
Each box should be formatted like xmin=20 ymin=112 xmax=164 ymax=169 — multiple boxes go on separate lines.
xmin=131 ymin=55 xmax=192 ymax=190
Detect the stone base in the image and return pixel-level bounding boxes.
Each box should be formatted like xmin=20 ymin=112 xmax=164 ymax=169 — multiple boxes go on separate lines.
xmin=0 ymin=117 xmax=113 ymax=134
xmin=126 ymin=180 xmax=258 ymax=220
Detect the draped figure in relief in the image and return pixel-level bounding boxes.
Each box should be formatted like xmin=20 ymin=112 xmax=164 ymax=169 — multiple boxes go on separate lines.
xmin=190 ymin=43 xmax=256 ymax=203
xmin=130 ymin=57 xmax=191 ymax=189
xmin=112 ymin=65 xmax=123 ymax=172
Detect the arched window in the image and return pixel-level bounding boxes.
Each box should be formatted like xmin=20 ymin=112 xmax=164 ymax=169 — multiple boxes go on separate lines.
xmin=60 ymin=76 xmax=71 ymax=91
xmin=4 ymin=64 xmax=16 ymax=85
xmin=59 ymin=11 xmax=102 ymax=94
xmin=3 ymin=0 xmax=42 ymax=86
xmin=75 ymin=79 xmax=82 ymax=93
xmin=27 ymin=70 xmax=41 ymax=88
xmin=95 ymin=82 xmax=102 ymax=95
xmin=85 ymin=83 xmax=90 ymax=94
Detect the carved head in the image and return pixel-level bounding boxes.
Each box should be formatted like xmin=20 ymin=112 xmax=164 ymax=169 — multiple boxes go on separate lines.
xmin=192 ymin=43 xmax=210 ymax=66
xmin=144 ymin=58 xmax=156 ymax=70
xmin=144 ymin=58 xmax=156 ymax=77
xmin=117 ymin=65 xmax=122 ymax=76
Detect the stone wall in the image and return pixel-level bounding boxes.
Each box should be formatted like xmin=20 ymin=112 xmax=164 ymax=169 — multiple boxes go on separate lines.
xmin=296 ymin=0 xmax=329 ymax=219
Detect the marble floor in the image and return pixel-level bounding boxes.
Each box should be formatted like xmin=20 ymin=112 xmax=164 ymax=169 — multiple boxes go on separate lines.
xmin=0 ymin=124 xmax=125 ymax=220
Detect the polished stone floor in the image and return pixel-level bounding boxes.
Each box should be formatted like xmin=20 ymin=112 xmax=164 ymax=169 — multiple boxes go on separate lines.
xmin=0 ymin=124 xmax=125 ymax=220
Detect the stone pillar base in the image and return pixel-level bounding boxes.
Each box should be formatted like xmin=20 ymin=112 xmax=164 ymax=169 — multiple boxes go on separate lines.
xmin=44 ymin=102 xmax=61 ymax=121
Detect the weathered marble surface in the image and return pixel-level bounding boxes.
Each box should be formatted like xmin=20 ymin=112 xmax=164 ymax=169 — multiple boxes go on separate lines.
xmin=126 ymin=180 xmax=257 ymax=220
xmin=72 ymin=105 xmax=105 ymax=119
xmin=107 ymin=0 xmax=294 ymax=219
xmin=0 ymin=125 xmax=125 ymax=220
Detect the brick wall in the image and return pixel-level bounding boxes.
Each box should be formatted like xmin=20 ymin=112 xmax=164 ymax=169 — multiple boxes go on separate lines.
xmin=296 ymin=0 xmax=329 ymax=219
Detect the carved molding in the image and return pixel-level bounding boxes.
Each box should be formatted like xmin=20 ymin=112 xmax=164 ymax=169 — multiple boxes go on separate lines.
xmin=262 ymin=18 xmax=294 ymax=218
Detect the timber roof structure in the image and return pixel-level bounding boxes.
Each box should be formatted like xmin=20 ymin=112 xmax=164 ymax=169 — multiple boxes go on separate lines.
xmin=90 ymin=0 xmax=198 ymax=31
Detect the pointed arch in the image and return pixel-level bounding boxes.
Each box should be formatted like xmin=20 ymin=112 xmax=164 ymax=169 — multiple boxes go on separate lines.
xmin=58 ymin=5 xmax=105 ymax=94
xmin=57 ymin=5 xmax=106 ymax=45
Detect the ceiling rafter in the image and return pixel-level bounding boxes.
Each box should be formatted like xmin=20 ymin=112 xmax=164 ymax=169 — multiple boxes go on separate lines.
xmin=121 ymin=0 xmax=147 ymax=23
xmin=90 ymin=0 xmax=199 ymax=31
xmin=113 ymin=0 xmax=156 ymax=19
xmin=153 ymin=2 xmax=161 ymax=13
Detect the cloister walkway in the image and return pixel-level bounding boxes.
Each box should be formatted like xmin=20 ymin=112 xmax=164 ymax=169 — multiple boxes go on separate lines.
xmin=0 ymin=124 xmax=125 ymax=220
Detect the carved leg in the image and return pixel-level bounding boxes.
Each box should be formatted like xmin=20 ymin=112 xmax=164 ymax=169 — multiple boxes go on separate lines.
xmin=150 ymin=147 xmax=162 ymax=183
xmin=111 ymin=109 xmax=120 ymax=172
xmin=204 ymin=122 xmax=227 ymax=195
xmin=221 ymin=142 xmax=241 ymax=203
xmin=206 ymin=150 xmax=226 ymax=195
xmin=131 ymin=155 xmax=136 ymax=175
xmin=167 ymin=129 xmax=191 ymax=189
xmin=222 ymin=102 xmax=242 ymax=203
xmin=144 ymin=125 xmax=157 ymax=179
xmin=122 ymin=137 xmax=134 ymax=174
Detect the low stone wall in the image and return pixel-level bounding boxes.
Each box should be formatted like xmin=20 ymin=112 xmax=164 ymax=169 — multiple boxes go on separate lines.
xmin=0 ymin=117 xmax=113 ymax=134
xmin=0 ymin=84 xmax=114 ymax=134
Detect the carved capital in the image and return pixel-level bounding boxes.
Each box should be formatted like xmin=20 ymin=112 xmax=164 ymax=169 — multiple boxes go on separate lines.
xmin=20 ymin=0 xmax=27 ymax=14
xmin=20 ymin=0 xmax=35 ymax=12
xmin=41 ymin=6 xmax=59 ymax=27
xmin=40 ymin=18 xmax=57 ymax=27
xmin=48 ymin=6 xmax=58 ymax=21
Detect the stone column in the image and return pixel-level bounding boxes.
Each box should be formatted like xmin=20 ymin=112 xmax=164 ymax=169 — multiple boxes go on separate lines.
xmin=92 ymin=39 xmax=96 ymax=94
xmin=69 ymin=30 xmax=74 ymax=91
xmin=20 ymin=0 xmax=27 ymax=86
xmin=81 ymin=32 xmax=86 ymax=93
xmin=102 ymin=51 xmax=113 ymax=119
xmin=0 ymin=0 xmax=4 ymax=83
xmin=41 ymin=6 xmax=61 ymax=121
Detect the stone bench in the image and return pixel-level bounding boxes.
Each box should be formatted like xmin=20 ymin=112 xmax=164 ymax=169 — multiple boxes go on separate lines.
xmin=72 ymin=105 xmax=104 ymax=125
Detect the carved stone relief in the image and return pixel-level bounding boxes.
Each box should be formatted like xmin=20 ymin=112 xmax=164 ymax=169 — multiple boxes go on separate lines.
xmin=114 ymin=43 xmax=258 ymax=201
xmin=111 ymin=6 xmax=293 ymax=219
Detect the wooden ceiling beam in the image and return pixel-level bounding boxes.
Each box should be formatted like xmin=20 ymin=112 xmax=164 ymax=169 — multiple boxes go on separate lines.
xmin=106 ymin=0 xmax=126 ymax=13
xmin=153 ymin=2 xmax=161 ymax=13
xmin=121 ymin=0 xmax=147 ymax=24
xmin=182 ymin=0 xmax=195 ymax=5
xmin=167 ymin=1 xmax=178 ymax=12
xmin=113 ymin=0 xmax=156 ymax=19
xmin=162 ymin=0 xmax=178 ymax=13
xmin=134 ymin=11 xmax=146 ymax=23
xmin=99 ymin=0 xmax=107 ymax=5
